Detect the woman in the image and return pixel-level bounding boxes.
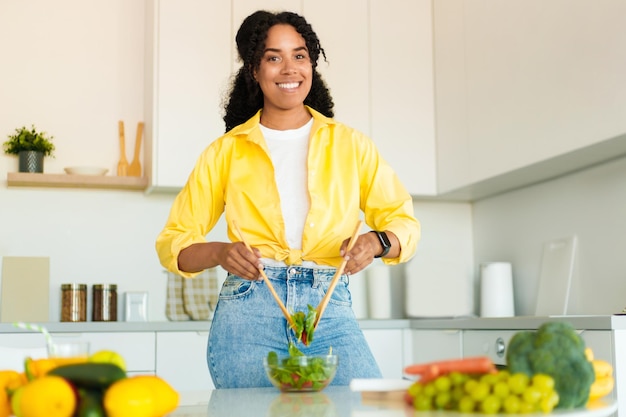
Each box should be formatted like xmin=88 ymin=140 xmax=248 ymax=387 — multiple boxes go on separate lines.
xmin=156 ymin=10 xmax=420 ymax=388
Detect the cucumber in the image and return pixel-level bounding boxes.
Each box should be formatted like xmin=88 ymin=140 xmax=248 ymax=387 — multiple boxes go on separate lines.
xmin=76 ymin=388 xmax=106 ymax=417
xmin=48 ymin=362 xmax=126 ymax=390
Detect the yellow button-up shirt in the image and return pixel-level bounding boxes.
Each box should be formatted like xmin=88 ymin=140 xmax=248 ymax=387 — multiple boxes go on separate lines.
xmin=156 ymin=107 xmax=420 ymax=278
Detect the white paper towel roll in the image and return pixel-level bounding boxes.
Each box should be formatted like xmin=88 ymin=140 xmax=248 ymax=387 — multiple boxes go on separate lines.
xmin=480 ymin=262 xmax=515 ymax=317
xmin=366 ymin=264 xmax=392 ymax=319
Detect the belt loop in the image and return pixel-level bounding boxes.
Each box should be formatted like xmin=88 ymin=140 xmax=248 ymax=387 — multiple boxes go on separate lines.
xmin=312 ymin=268 xmax=322 ymax=289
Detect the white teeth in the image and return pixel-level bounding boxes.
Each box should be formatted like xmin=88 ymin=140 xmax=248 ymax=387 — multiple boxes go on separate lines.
xmin=278 ymin=82 xmax=299 ymax=89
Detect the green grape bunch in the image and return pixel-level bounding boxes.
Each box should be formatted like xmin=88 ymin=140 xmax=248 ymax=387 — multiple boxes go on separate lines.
xmin=405 ymin=370 xmax=559 ymax=414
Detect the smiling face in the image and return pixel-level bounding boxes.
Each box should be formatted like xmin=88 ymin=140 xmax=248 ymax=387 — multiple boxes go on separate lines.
xmin=254 ymin=24 xmax=313 ymax=120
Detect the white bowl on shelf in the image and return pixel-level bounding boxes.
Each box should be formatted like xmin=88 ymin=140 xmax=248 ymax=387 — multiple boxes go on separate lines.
xmin=64 ymin=166 xmax=109 ymax=176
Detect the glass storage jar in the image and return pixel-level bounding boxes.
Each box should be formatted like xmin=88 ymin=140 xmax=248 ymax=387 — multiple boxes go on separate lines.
xmin=61 ymin=283 xmax=87 ymax=322
xmin=92 ymin=284 xmax=118 ymax=321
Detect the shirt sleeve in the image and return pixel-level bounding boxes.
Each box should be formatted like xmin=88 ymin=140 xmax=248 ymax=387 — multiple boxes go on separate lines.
xmin=357 ymin=132 xmax=421 ymax=265
xmin=155 ymin=143 xmax=226 ymax=278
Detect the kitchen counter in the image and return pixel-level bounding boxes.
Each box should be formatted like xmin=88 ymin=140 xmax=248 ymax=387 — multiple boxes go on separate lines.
xmin=169 ymin=387 xmax=618 ymax=417
xmin=1 ymin=315 xmax=625 ymax=333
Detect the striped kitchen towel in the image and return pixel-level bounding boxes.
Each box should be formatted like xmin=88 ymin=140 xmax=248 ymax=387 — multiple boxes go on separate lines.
xmin=182 ymin=268 xmax=216 ymax=321
xmin=165 ymin=272 xmax=190 ymax=321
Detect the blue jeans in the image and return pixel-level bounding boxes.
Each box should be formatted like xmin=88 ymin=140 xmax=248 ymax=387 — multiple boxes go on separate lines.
xmin=207 ymin=264 xmax=382 ymax=388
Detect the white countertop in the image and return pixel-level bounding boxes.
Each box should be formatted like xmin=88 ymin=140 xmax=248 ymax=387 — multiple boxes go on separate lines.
xmin=1 ymin=315 xmax=625 ymax=334
xmin=169 ymin=387 xmax=618 ymax=417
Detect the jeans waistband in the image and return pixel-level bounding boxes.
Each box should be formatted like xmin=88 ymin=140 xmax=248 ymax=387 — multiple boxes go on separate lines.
xmin=260 ymin=258 xmax=334 ymax=270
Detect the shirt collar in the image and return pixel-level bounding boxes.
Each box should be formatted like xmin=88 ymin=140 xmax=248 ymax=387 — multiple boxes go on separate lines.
xmin=229 ymin=106 xmax=336 ymax=146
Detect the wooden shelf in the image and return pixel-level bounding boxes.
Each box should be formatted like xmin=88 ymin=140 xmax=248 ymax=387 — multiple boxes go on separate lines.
xmin=6 ymin=172 xmax=149 ymax=191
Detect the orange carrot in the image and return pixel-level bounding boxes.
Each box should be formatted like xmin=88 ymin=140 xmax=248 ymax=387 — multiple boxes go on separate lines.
xmin=403 ymin=356 xmax=496 ymax=383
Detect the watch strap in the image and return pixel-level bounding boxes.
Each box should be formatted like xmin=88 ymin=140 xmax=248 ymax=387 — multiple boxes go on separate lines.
xmin=372 ymin=231 xmax=391 ymax=258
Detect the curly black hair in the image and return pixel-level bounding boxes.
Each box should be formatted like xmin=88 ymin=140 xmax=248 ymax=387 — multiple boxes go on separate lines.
xmin=223 ymin=10 xmax=334 ymax=132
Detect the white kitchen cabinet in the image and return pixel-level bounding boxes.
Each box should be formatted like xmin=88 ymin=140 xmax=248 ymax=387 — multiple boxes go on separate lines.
xmin=144 ymin=0 xmax=232 ymax=192
xmin=435 ymin=0 xmax=626 ymax=197
xmin=0 ymin=332 xmax=155 ymax=374
xmin=0 ymin=333 xmax=48 ymax=371
xmin=156 ymin=331 xmax=214 ymax=392
xmin=411 ymin=329 xmax=463 ymax=365
xmin=308 ymin=0 xmax=437 ymax=196
xmin=146 ymin=0 xmax=438 ymax=195
xmin=303 ymin=0 xmax=370 ymax=137
xmin=362 ymin=328 xmax=409 ymax=379
xmin=52 ymin=332 xmax=156 ymax=375
xmin=614 ymin=329 xmax=626 ymax=417
xmin=369 ymin=0 xmax=437 ymax=196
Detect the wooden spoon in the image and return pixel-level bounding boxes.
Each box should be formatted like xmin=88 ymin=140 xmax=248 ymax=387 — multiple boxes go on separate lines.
xmin=117 ymin=121 xmax=129 ymax=176
xmin=128 ymin=121 xmax=144 ymax=177
xmin=313 ymin=220 xmax=363 ymax=330
xmin=232 ymin=222 xmax=297 ymax=330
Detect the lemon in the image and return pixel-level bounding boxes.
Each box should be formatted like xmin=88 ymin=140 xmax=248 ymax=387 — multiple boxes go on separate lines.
xmin=89 ymin=350 xmax=127 ymax=372
xmin=130 ymin=375 xmax=179 ymax=416
xmin=19 ymin=376 xmax=76 ymax=417
xmin=103 ymin=377 xmax=155 ymax=417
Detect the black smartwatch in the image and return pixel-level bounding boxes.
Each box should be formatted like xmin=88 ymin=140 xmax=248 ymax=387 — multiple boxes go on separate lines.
xmin=371 ymin=231 xmax=391 ymax=258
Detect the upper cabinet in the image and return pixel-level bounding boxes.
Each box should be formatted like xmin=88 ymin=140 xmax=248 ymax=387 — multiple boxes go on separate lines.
xmin=145 ymin=1 xmax=626 ymax=200
xmin=144 ymin=0 xmax=231 ymax=192
xmin=305 ymin=0 xmax=438 ymax=196
xmin=369 ymin=0 xmax=437 ymax=196
xmin=435 ymin=0 xmax=626 ymax=200
xmin=146 ymin=0 xmax=438 ymax=196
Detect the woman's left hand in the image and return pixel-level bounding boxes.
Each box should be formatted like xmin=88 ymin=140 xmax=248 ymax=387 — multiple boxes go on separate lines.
xmin=339 ymin=231 xmax=399 ymax=275
xmin=339 ymin=232 xmax=378 ymax=275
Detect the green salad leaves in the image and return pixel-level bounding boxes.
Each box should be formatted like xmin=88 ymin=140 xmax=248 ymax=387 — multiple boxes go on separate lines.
xmin=290 ymin=304 xmax=317 ymax=346
xmin=266 ymin=343 xmax=335 ymax=391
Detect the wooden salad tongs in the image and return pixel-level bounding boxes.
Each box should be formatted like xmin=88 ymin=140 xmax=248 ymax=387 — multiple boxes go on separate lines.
xmin=233 ymin=222 xmax=297 ymax=330
xmin=313 ymin=220 xmax=363 ymax=330
xmin=117 ymin=121 xmax=129 ymax=176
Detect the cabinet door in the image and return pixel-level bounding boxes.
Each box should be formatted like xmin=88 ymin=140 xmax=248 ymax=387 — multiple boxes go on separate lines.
xmin=370 ymin=0 xmax=437 ymax=196
xmin=362 ymin=328 xmax=406 ymax=378
xmin=146 ymin=0 xmax=231 ymax=191
xmin=436 ymin=0 xmax=626 ymax=194
xmin=52 ymin=332 xmax=156 ymax=374
xmin=156 ymin=331 xmax=214 ymax=392
xmin=0 ymin=334 xmax=48 ymax=371
xmin=303 ymin=0 xmax=370 ymax=136
xmin=411 ymin=329 xmax=462 ymax=364
xmin=614 ymin=330 xmax=626 ymax=415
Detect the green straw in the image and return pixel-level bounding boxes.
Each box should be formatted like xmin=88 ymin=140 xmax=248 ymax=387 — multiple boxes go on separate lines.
xmin=13 ymin=321 xmax=53 ymax=346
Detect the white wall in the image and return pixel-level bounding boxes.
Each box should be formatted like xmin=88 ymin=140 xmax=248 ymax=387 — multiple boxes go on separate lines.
xmin=0 ymin=1 xmax=177 ymax=322
xmin=0 ymin=1 xmax=474 ymax=322
xmin=473 ymin=156 xmax=626 ymax=316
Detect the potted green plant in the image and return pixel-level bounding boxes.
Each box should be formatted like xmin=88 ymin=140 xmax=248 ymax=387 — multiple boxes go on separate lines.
xmin=3 ymin=125 xmax=55 ymax=173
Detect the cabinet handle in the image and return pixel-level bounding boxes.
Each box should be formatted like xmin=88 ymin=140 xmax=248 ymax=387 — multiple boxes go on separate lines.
xmin=495 ymin=337 xmax=506 ymax=358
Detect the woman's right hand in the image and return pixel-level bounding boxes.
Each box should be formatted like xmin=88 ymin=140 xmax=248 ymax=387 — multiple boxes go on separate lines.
xmin=218 ymin=241 xmax=263 ymax=281
xmin=178 ymin=241 xmax=263 ymax=281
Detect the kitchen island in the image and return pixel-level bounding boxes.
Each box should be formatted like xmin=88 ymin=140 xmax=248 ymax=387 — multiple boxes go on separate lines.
xmin=1 ymin=316 xmax=624 ymax=416
xmin=169 ymin=387 xmax=618 ymax=417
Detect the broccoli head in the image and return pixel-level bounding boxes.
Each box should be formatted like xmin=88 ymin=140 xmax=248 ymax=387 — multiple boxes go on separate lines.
xmin=506 ymin=321 xmax=595 ymax=409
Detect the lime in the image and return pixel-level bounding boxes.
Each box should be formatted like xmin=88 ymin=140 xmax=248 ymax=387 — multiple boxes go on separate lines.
xmin=89 ymin=350 xmax=127 ymax=371
xmin=11 ymin=386 xmax=24 ymax=417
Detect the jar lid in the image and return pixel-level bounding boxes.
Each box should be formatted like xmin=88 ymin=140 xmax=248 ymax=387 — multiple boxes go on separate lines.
xmin=93 ymin=284 xmax=117 ymax=290
xmin=61 ymin=283 xmax=87 ymax=290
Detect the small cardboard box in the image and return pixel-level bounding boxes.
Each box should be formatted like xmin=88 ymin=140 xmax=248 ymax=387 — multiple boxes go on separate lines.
xmin=1 ymin=256 xmax=50 ymax=322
